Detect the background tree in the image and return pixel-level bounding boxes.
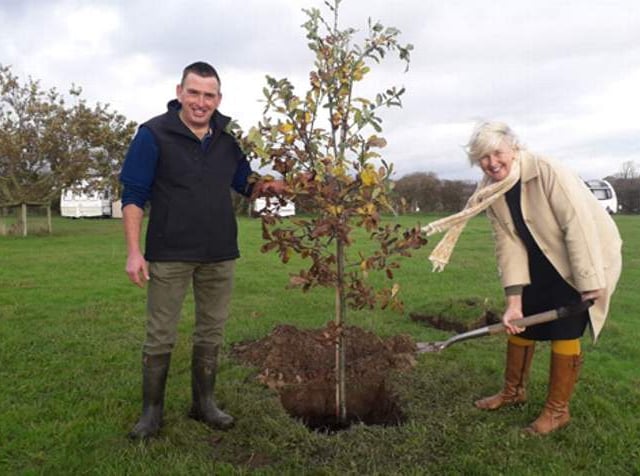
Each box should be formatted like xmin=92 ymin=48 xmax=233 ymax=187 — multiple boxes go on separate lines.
xmin=606 ymin=161 xmax=640 ymax=213
xmin=0 ymin=65 xmax=136 ymax=234
xmin=616 ymin=160 xmax=638 ymax=180
xmin=237 ymin=0 xmax=426 ymax=424
xmin=393 ymin=171 xmax=440 ymax=212
xmin=392 ymin=172 xmax=476 ymax=213
xmin=439 ymin=179 xmax=476 ymax=212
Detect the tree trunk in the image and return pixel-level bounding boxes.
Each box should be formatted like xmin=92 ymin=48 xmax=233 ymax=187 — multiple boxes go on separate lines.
xmin=335 ymin=237 xmax=347 ymax=424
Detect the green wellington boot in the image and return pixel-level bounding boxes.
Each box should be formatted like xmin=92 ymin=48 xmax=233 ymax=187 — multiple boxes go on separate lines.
xmin=129 ymin=353 xmax=171 ymax=440
xmin=188 ymin=344 xmax=234 ymax=430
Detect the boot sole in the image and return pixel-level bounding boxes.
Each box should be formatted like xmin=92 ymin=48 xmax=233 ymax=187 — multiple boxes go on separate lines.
xmin=474 ymin=399 xmax=527 ymax=410
xmin=188 ymin=410 xmax=235 ymax=431
xmin=128 ymin=427 xmax=161 ymax=441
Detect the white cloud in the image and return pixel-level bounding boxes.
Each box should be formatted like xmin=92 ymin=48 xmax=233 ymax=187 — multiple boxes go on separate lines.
xmin=579 ymin=67 xmax=640 ymax=129
xmin=52 ymin=4 xmax=119 ymax=58
xmin=1 ymin=0 xmax=639 ymax=180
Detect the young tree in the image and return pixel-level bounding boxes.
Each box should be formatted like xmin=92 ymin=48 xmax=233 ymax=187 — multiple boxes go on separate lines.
xmin=239 ymin=0 xmax=426 ymax=424
xmin=0 ymin=65 xmax=136 ymax=233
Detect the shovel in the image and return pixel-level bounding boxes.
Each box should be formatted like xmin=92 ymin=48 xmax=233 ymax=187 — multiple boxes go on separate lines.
xmin=416 ymin=299 xmax=594 ymax=353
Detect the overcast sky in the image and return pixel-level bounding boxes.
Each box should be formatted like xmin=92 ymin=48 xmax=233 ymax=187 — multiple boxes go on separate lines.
xmin=2 ymin=0 xmax=639 ymax=181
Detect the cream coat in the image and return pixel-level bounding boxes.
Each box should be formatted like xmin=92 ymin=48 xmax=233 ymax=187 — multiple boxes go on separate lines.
xmin=486 ymin=151 xmax=622 ymax=342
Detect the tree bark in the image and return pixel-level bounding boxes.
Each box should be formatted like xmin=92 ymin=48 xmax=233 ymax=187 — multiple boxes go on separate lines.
xmin=335 ymin=237 xmax=347 ymax=424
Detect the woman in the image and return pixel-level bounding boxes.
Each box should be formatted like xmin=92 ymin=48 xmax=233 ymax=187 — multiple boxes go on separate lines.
xmin=422 ymin=121 xmax=622 ymax=435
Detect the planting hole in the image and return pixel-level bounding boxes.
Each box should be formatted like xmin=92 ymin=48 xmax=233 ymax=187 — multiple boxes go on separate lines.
xmin=231 ymin=322 xmax=416 ymax=432
xmin=280 ymin=380 xmax=406 ymax=432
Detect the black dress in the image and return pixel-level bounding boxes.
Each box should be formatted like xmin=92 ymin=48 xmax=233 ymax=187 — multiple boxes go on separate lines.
xmin=504 ymin=181 xmax=589 ymax=341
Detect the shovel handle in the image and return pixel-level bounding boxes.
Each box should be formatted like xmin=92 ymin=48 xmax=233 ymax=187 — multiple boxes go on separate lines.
xmin=486 ymin=299 xmax=594 ymax=336
xmin=415 ymin=300 xmax=595 ymax=353
xmin=486 ymin=309 xmax=557 ymax=335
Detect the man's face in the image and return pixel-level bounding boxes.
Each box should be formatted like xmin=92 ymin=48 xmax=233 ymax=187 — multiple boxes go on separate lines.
xmin=176 ymin=73 xmax=221 ymax=130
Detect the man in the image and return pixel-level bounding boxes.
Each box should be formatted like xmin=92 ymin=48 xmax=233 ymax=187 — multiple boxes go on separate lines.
xmin=120 ymin=61 xmax=281 ymax=440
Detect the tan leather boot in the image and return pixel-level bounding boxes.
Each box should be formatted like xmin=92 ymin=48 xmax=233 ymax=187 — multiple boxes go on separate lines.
xmin=475 ymin=341 xmax=535 ymax=410
xmin=524 ymin=352 xmax=583 ymax=435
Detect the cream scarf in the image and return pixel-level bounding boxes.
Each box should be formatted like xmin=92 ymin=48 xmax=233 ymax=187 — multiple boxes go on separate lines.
xmin=421 ymin=153 xmax=521 ymax=271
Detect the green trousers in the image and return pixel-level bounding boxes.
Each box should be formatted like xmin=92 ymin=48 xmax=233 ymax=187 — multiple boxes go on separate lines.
xmin=144 ymin=260 xmax=236 ymax=355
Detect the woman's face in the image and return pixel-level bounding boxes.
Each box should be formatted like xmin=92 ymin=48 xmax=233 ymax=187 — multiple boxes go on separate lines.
xmin=478 ymin=141 xmax=516 ymax=182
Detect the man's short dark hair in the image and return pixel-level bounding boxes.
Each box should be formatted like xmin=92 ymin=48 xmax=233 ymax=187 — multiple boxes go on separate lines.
xmin=181 ymin=62 xmax=220 ymax=86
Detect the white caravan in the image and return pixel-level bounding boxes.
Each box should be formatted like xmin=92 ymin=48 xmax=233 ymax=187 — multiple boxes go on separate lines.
xmin=60 ymin=187 xmax=113 ymax=218
xmin=253 ymin=197 xmax=296 ymax=217
xmin=584 ymin=179 xmax=618 ymax=214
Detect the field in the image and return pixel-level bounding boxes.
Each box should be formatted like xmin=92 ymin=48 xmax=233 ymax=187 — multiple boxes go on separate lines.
xmin=1 ymin=215 xmax=638 ymax=475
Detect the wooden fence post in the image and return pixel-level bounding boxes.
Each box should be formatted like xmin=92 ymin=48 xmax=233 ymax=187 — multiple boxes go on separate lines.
xmin=47 ymin=204 xmax=52 ymax=234
xmin=21 ymin=203 xmax=27 ymax=237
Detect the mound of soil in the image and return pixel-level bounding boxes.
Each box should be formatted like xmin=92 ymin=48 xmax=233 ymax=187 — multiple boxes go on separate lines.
xmin=231 ymin=321 xmax=417 ymax=430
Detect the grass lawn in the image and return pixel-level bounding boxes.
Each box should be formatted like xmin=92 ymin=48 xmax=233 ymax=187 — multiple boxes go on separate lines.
xmin=1 ymin=214 xmax=638 ymax=475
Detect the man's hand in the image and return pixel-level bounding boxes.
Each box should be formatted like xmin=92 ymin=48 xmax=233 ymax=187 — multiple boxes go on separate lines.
xmin=253 ymin=179 xmax=287 ymax=197
xmin=126 ymin=251 xmax=149 ymax=288
xmin=122 ymin=204 xmax=147 ymax=288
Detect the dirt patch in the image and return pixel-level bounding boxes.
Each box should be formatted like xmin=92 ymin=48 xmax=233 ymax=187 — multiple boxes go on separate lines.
xmin=231 ymin=321 xmax=417 ymax=431
xmin=409 ymin=309 xmax=499 ymax=332
xmin=208 ymin=435 xmax=272 ymax=469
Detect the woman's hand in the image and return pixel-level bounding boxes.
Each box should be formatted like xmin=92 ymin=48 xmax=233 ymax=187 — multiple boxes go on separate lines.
xmin=581 ymin=289 xmax=604 ymax=302
xmin=503 ymin=294 xmax=525 ymax=335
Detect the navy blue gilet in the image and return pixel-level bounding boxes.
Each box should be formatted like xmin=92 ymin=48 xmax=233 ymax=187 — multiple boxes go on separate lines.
xmin=143 ymin=101 xmax=244 ymax=263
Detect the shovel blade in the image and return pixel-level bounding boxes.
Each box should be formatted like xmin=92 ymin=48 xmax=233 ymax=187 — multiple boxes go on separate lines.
xmin=416 ymin=341 xmax=446 ymax=353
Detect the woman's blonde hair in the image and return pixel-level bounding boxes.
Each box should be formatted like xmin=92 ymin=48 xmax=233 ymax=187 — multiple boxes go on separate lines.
xmin=465 ymin=121 xmax=522 ymax=165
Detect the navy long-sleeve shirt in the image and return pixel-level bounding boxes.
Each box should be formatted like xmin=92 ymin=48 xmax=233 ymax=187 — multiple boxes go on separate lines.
xmin=120 ymin=126 xmax=253 ymax=209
